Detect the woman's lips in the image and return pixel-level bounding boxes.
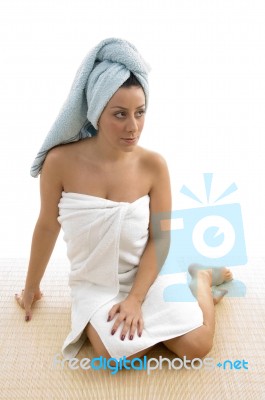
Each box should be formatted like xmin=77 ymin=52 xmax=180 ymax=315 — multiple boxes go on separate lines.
xmin=121 ymin=137 xmax=138 ymax=145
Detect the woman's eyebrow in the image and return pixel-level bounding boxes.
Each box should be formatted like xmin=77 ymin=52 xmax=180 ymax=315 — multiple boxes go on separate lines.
xmin=110 ymin=104 xmax=145 ymax=110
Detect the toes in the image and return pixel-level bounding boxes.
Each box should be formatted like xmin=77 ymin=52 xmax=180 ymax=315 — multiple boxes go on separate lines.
xmin=212 ymin=267 xmax=226 ymax=286
xmin=224 ymin=269 xmax=233 ymax=282
xmin=213 ymin=267 xmax=234 ymax=286
xmin=188 ymin=265 xmax=233 ymax=286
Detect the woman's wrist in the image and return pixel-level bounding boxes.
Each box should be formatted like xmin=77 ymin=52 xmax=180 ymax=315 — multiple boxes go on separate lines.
xmin=24 ymin=280 xmax=40 ymax=292
xmin=127 ymin=293 xmax=144 ymax=304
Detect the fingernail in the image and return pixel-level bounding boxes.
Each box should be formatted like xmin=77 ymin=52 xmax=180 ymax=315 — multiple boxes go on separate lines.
xmin=111 ymin=329 xmax=115 ymax=335
xmin=121 ymin=335 xmax=125 ymax=341
xmin=129 ymin=335 xmax=133 ymax=340
xmin=107 ymin=316 xmax=111 ymax=322
xmin=139 ymin=332 xmax=142 ymax=337
xmin=25 ymin=316 xmax=29 ymax=322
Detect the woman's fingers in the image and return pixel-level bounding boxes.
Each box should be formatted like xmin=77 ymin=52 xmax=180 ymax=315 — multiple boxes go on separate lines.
xmin=125 ymin=318 xmax=138 ymax=340
xmin=110 ymin=313 xmax=143 ymax=340
xmin=15 ymin=289 xmax=43 ymax=322
xmin=15 ymin=290 xmax=31 ymax=321
xmin=33 ymin=291 xmax=43 ymax=301
xmin=137 ymin=317 xmax=144 ymax=337
xmin=107 ymin=304 xmax=119 ymax=322
xmin=107 ymin=299 xmax=144 ymax=340
xmin=15 ymin=291 xmax=25 ymax=308
xmin=113 ymin=314 xmax=133 ymax=340
xmin=23 ymin=295 xmax=33 ymax=321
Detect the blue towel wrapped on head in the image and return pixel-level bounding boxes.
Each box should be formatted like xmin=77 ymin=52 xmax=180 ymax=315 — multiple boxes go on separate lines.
xmin=30 ymin=37 xmax=151 ymax=177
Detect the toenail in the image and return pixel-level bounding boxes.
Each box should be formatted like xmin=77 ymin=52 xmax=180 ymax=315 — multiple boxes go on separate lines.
xmin=121 ymin=335 xmax=125 ymax=341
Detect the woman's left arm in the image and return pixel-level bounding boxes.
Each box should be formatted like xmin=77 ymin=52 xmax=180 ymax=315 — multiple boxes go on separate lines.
xmin=107 ymin=153 xmax=172 ymax=340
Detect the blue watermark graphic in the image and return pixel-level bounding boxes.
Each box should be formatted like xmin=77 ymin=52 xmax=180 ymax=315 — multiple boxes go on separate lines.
xmin=151 ymin=173 xmax=248 ymax=301
xmin=53 ymin=354 xmax=249 ymax=375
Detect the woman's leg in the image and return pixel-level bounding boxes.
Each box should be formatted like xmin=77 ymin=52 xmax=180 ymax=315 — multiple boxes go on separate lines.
xmin=162 ymin=265 xmax=233 ymax=360
xmin=86 ymin=323 xmax=155 ymax=367
xmin=86 ymin=265 xmax=233 ymax=366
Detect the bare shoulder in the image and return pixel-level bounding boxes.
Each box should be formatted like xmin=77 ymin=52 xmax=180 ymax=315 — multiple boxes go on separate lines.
xmin=138 ymin=146 xmax=169 ymax=179
xmin=41 ymin=140 xmax=85 ymax=178
xmin=138 ymin=146 xmax=171 ymax=213
xmin=43 ymin=142 xmax=76 ymax=166
xmin=138 ymin=146 xmax=168 ymax=169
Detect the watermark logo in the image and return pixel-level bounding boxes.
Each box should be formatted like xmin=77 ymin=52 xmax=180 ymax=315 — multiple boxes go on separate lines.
xmin=151 ymin=173 xmax=248 ymax=301
xmin=53 ymin=354 xmax=249 ymax=375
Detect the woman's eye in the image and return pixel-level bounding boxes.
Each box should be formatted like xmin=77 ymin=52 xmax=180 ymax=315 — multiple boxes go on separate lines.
xmin=136 ymin=110 xmax=145 ymax=117
xmin=115 ymin=112 xmax=126 ymax=119
xmin=114 ymin=110 xmax=145 ymax=119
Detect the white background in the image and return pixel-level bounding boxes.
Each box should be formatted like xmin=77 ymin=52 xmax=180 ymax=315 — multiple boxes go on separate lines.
xmin=0 ymin=0 xmax=264 ymax=260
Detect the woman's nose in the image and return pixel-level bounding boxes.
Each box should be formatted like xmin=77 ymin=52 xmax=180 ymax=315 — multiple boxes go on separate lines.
xmin=126 ymin=116 xmax=138 ymax=133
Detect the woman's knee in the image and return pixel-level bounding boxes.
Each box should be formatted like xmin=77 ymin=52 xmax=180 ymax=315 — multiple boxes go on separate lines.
xmin=163 ymin=330 xmax=213 ymax=360
xmin=183 ymin=327 xmax=214 ymax=359
xmin=190 ymin=337 xmax=213 ymax=359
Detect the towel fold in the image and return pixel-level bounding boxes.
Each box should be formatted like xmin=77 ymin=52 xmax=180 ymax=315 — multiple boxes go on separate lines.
xmin=30 ymin=38 xmax=151 ymax=177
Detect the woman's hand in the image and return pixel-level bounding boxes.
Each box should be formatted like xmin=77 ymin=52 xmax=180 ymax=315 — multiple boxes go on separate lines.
xmin=15 ymin=287 xmax=43 ymax=321
xmin=107 ymin=296 xmax=144 ymax=340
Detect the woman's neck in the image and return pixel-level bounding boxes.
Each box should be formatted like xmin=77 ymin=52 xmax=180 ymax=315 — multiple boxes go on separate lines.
xmin=90 ymin=135 xmax=136 ymax=164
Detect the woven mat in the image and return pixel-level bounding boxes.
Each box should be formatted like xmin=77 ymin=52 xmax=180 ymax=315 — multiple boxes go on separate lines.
xmin=0 ymin=258 xmax=264 ymax=400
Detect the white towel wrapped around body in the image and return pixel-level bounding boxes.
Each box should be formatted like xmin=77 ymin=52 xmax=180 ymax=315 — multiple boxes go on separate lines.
xmin=58 ymin=191 xmax=203 ymax=360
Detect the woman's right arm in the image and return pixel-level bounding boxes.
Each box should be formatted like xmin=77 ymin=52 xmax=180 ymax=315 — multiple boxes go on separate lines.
xmin=15 ymin=148 xmax=64 ymax=321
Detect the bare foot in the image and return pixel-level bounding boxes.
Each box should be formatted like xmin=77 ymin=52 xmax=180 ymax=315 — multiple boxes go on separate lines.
xmin=188 ymin=264 xmax=233 ymax=305
xmin=188 ymin=263 xmax=233 ymax=286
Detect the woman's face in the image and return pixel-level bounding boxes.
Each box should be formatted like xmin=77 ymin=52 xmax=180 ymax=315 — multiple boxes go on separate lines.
xmin=97 ymin=85 xmax=146 ymax=151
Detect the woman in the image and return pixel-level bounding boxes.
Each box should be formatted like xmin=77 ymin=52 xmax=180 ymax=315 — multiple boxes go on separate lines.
xmin=15 ymin=38 xmax=232 ymax=364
